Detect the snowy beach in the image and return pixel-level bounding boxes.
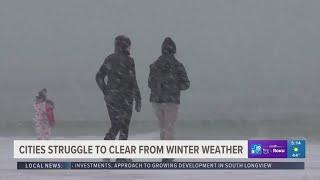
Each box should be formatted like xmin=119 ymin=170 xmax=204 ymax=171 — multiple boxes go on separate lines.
xmin=2 ymin=0 xmax=320 ymax=179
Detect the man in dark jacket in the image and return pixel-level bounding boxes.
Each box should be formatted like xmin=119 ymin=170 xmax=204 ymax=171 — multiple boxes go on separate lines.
xmin=96 ymin=35 xmax=141 ymax=144
xmin=148 ymin=37 xmax=190 ymax=161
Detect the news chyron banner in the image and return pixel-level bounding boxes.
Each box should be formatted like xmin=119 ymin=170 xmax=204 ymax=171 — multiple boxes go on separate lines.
xmin=14 ymin=140 xmax=247 ymax=159
xmin=14 ymin=140 xmax=305 ymax=170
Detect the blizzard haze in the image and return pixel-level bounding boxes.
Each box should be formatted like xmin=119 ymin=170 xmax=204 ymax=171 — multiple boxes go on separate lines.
xmin=1 ymin=0 xmax=320 ymax=124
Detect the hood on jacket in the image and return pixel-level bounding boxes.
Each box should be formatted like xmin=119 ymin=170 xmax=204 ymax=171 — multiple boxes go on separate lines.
xmin=114 ymin=35 xmax=131 ymax=55
xmin=38 ymin=88 xmax=47 ymax=98
xmin=161 ymin=37 xmax=176 ymax=55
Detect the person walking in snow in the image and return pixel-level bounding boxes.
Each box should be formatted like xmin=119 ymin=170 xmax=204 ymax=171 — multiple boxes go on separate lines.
xmin=34 ymin=88 xmax=55 ymax=140
xmin=148 ymin=37 xmax=190 ymax=162
xmin=96 ymin=35 xmax=141 ymax=142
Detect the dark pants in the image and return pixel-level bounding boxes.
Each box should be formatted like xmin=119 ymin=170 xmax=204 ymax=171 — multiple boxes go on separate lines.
xmin=104 ymin=95 xmax=133 ymax=140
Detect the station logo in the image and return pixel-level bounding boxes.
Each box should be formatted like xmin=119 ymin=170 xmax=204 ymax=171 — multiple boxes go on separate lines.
xmin=250 ymin=144 xmax=262 ymax=155
xmin=248 ymin=140 xmax=287 ymax=158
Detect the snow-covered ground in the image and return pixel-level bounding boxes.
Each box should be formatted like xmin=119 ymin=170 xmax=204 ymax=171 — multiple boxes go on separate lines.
xmin=1 ymin=135 xmax=319 ymax=180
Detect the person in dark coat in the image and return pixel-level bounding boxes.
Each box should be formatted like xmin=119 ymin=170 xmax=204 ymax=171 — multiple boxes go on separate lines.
xmin=96 ymin=35 xmax=141 ymax=143
xmin=148 ymin=37 xmax=190 ymax=162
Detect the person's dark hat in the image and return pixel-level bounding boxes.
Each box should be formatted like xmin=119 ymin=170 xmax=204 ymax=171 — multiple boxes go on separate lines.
xmin=37 ymin=88 xmax=47 ymax=99
xmin=39 ymin=88 xmax=47 ymax=95
xmin=161 ymin=37 xmax=176 ymax=55
xmin=115 ymin=35 xmax=131 ymax=55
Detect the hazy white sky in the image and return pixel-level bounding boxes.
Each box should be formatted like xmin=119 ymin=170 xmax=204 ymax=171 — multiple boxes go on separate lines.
xmin=1 ymin=0 xmax=320 ymax=122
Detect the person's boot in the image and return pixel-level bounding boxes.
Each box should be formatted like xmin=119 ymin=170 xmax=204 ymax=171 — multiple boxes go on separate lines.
xmin=162 ymin=158 xmax=174 ymax=162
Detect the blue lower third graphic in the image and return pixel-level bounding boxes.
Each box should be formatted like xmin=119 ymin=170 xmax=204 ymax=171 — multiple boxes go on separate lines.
xmin=17 ymin=162 xmax=305 ymax=170
xmin=287 ymin=140 xmax=306 ymax=158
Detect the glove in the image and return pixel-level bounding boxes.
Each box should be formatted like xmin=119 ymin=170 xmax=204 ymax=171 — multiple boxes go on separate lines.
xmin=135 ymin=99 xmax=141 ymax=112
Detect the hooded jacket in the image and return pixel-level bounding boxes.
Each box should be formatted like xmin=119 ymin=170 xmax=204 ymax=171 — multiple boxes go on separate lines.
xmin=96 ymin=35 xmax=141 ymax=102
xmin=148 ymin=38 xmax=190 ymax=104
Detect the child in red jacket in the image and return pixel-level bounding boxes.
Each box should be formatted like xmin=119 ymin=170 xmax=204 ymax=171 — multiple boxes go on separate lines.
xmin=34 ymin=88 xmax=55 ymax=140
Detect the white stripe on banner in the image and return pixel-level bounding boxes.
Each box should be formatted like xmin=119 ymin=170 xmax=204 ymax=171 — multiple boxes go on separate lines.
xmin=14 ymin=140 xmax=248 ymax=159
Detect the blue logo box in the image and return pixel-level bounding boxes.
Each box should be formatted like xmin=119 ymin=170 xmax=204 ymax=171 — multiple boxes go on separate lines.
xmin=287 ymin=140 xmax=305 ymax=158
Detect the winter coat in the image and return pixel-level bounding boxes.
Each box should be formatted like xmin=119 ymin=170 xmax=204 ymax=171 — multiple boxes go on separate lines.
xmin=96 ymin=36 xmax=141 ymax=103
xmin=148 ymin=54 xmax=190 ymax=104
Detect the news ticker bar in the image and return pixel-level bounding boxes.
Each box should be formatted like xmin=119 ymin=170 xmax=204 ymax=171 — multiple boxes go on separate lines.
xmin=14 ymin=140 xmax=305 ymax=159
xmin=17 ymin=162 xmax=304 ymax=170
